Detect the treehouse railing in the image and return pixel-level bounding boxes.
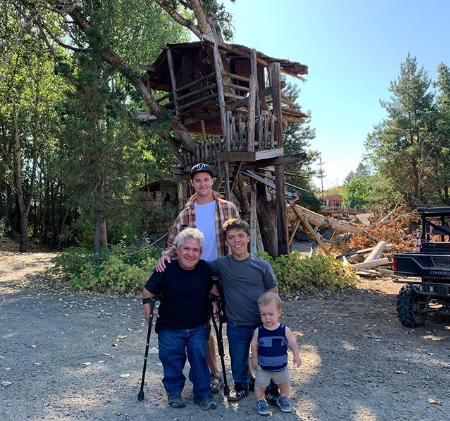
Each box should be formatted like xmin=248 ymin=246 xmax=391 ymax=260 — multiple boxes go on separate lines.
xmin=177 ymin=110 xmax=277 ymax=168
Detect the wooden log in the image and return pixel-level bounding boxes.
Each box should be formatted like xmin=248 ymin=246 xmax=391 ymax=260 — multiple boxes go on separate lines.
xmin=223 ymin=92 xmax=247 ymax=100
xmin=178 ymin=93 xmax=217 ymax=113
xmin=225 ymin=86 xmax=274 ymax=113
xmin=176 ymin=83 xmax=217 ymax=102
xmin=250 ymin=178 xmax=257 ymax=254
xmin=223 ymin=82 xmax=250 ymax=92
xmin=223 ymin=161 xmax=230 ymax=200
xmin=166 ymin=48 xmax=180 ymax=116
xmin=223 ymin=72 xmax=250 ymax=84
xmin=175 ymin=72 xmax=215 ymax=93
xmin=211 ymin=42 xmax=228 ymax=144
xmin=289 ymin=219 xmax=301 ymax=247
xmin=270 ymin=62 xmax=288 ymax=255
xmin=363 ymin=241 xmax=387 ymax=262
xmin=247 ymin=49 xmax=257 ymax=152
xmin=291 ymin=205 xmax=330 ymax=255
xmin=353 ymin=258 xmax=390 ymax=270
xmin=287 ymin=203 xmax=380 ymax=242
xmin=201 ymin=120 xmax=207 ymax=143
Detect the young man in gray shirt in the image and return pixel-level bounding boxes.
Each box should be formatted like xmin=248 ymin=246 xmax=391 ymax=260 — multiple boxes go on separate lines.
xmin=209 ymin=219 xmax=279 ymax=401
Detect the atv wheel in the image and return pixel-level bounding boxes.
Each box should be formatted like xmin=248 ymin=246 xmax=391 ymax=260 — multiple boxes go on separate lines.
xmin=396 ymin=285 xmax=427 ymax=327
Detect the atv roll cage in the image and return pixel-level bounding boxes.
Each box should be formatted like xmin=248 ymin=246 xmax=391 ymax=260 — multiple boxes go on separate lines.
xmin=393 ymin=206 xmax=450 ymax=327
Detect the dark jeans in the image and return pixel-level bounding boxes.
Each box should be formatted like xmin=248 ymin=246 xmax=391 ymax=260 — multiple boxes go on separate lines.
xmin=158 ymin=325 xmax=211 ymax=399
xmin=226 ymin=321 xmax=260 ymax=389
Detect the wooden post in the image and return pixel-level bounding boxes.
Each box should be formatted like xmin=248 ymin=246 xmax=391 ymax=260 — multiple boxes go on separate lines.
xmin=271 ymin=63 xmax=288 ymax=255
xmin=250 ymin=179 xmax=257 ymax=253
xmin=247 ymin=49 xmax=257 ymax=152
xmin=201 ymin=120 xmax=207 ymax=143
xmin=166 ymin=48 xmax=180 ymax=117
xmin=211 ymin=42 xmax=229 ymax=150
xmin=222 ymin=161 xmax=231 ymax=200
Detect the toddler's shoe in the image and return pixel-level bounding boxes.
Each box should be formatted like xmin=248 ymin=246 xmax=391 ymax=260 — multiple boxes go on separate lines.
xmin=277 ymin=396 xmax=292 ymax=413
xmin=257 ymin=399 xmax=270 ymax=416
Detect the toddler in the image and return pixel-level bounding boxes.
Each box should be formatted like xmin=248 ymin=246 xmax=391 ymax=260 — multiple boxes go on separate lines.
xmin=251 ymin=292 xmax=302 ymax=415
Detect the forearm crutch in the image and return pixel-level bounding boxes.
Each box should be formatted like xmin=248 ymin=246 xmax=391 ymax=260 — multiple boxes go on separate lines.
xmin=210 ymin=294 xmax=230 ymax=396
xmin=138 ymin=297 xmax=157 ymax=401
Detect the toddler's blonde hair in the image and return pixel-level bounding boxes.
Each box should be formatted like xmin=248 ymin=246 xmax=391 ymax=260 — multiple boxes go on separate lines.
xmin=257 ymin=291 xmax=282 ymax=310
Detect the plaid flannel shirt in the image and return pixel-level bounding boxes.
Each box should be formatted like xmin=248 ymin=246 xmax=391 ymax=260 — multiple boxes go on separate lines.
xmin=163 ymin=190 xmax=239 ymax=259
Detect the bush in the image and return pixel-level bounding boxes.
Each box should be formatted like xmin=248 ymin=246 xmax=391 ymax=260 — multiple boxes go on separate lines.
xmin=257 ymin=251 xmax=357 ymax=293
xmin=51 ymin=245 xmax=158 ymax=294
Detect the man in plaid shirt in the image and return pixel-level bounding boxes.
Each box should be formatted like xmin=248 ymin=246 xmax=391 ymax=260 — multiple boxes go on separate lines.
xmin=156 ymin=163 xmax=239 ymax=393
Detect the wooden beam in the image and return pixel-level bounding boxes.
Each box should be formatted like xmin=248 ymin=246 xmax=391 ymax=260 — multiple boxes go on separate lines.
xmin=211 ymin=41 xmax=228 ymax=147
xmin=353 ymin=258 xmax=390 ymax=270
xmin=247 ymin=49 xmax=257 ymax=152
xmin=223 ymin=161 xmax=230 ymax=200
xmin=270 ymin=62 xmax=288 ymax=255
xmin=255 ymin=148 xmax=284 ymax=160
xmin=178 ymin=93 xmax=217 ymax=113
xmin=291 ymin=205 xmax=330 ymax=255
xmin=363 ymin=241 xmax=387 ymax=262
xmin=166 ymin=48 xmax=180 ymax=117
xmin=175 ymin=72 xmax=215 ymax=93
xmin=250 ymin=179 xmax=257 ymax=254
xmin=240 ymin=152 xmax=307 ymax=170
xmin=242 ymin=170 xmax=296 ymax=199
xmin=289 ymin=218 xmax=301 ymax=247
xmin=217 ymin=151 xmax=256 ymax=162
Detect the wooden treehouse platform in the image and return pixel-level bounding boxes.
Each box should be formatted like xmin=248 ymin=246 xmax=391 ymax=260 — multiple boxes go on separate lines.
xmin=141 ymin=37 xmax=310 ymax=255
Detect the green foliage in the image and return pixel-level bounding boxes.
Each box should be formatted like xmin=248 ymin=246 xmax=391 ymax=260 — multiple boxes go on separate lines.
xmin=51 ymin=245 xmax=159 ymax=293
xmin=322 ymin=186 xmax=344 ymax=196
xmin=257 ymin=252 xmax=357 ymax=293
xmin=342 ymin=176 xmax=372 ymax=208
xmin=365 ymin=54 xmax=440 ymax=206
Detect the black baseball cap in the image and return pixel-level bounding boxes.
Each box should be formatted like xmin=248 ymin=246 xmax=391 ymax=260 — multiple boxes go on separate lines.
xmin=190 ymin=163 xmax=213 ymax=179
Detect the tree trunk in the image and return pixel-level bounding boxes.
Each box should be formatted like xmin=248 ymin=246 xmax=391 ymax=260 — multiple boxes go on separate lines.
xmin=13 ymin=103 xmax=29 ymax=252
xmin=94 ymin=217 xmax=100 ymax=264
xmin=256 ymin=182 xmax=277 ymax=257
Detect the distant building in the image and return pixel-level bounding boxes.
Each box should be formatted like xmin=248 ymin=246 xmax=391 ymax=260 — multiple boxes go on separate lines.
xmin=323 ymin=194 xmax=343 ymax=215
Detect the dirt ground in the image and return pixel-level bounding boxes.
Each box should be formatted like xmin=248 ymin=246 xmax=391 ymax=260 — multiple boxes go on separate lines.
xmin=1 ymin=250 xmax=450 ymax=421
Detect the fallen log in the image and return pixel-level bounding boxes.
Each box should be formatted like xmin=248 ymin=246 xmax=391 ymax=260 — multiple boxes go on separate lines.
xmin=287 ymin=203 xmax=379 ymax=242
xmin=364 ymin=241 xmax=387 ymax=262
xmin=353 ymin=257 xmax=390 ymax=271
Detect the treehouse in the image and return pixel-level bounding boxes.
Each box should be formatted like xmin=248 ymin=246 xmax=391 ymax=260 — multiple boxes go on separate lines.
xmin=141 ymin=36 xmax=309 ymax=255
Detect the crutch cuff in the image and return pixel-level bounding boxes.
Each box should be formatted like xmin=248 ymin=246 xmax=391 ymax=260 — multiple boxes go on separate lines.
xmin=142 ymin=297 xmax=154 ymax=305
xmin=208 ymin=292 xmax=220 ymax=301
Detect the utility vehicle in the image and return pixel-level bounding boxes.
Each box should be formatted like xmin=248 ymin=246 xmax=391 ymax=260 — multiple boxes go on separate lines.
xmin=393 ymin=206 xmax=450 ymax=327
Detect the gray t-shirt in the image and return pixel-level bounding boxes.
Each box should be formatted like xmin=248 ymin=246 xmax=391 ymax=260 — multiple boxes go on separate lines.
xmin=209 ymin=254 xmax=278 ymax=326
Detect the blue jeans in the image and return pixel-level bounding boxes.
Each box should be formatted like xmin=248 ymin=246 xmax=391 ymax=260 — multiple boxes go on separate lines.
xmin=227 ymin=321 xmax=260 ymax=388
xmin=158 ymin=325 xmax=211 ymax=399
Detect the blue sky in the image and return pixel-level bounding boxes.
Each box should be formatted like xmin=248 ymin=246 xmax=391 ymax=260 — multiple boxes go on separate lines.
xmin=222 ymin=0 xmax=449 ymax=188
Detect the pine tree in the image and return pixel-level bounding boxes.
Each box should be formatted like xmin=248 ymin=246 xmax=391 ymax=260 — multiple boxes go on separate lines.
xmin=365 ymin=54 xmax=435 ymax=204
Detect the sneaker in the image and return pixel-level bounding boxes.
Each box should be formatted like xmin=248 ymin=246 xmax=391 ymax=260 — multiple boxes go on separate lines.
xmin=227 ymin=386 xmax=249 ymax=402
xmin=193 ymin=396 xmax=217 ymax=410
xmin=257 ymin=399 xmax=270 ymax=416
xmin=265 ymin=388 xmax=280 ymax=406
xmin=277 ymin=396 xmax=292 ymax=413
xmin=168 ymin=396 xmax=186 ymax=408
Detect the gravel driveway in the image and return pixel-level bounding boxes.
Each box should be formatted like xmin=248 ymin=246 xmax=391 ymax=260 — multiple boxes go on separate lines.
xmin=1 ymin=251 xmax=450 ymax=421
